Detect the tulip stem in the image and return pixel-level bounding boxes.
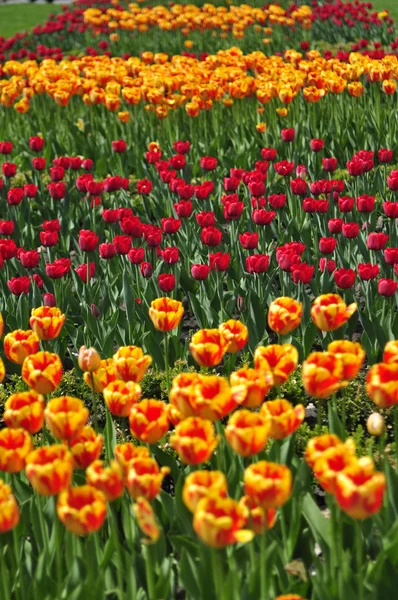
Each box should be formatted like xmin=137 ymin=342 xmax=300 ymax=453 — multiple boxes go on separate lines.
xmin=395 ymin=408 xmax=398 ymax=474
xmin=143 ymin=544 xmax=156 ymax=600
xmin=355 ymin=522 xmax=364 ymax=600
xmin=90 ymin=373 xmax=99 ymax=431
xmin=163 ymin=332 xmax=170 ymax=400
xmin=211 ymin=548 xmax=223 ymax=600
xmin=260 ymin=530 xmax=268 ymax=600
xmin=53 ymin=497 xmax=63 ymax=599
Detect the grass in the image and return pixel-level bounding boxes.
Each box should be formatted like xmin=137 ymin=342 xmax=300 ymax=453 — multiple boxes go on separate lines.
xmin=371 ymin=0 xmax=398 ymax=22
xmin=0 ymin=4 xmax=63 ymax=39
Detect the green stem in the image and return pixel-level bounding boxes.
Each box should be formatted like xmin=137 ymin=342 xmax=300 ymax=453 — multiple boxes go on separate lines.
xmin=90 ymin=373 xmax=99 ymax=431
xmin=211 ymin=548 xmax=223 ymax=600
xmin=53 ymin=497 xmax=62 ymax=599
xmin=164 ymin=332 xmax=170 ymax=401
xmin=260 ymin=530 xmax=268 ymax=600
xmin=143 ymin=544 xmax=156 ymax=600
xmin=355 ymin=522 xmax=364 ymax=600
xmin=110 ymin=505 xmax=124 ymax=599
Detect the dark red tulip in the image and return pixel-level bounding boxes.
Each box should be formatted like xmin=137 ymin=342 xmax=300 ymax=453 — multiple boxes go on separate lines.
xmin=79 ymin=230 xmax=99 ymax=252
xmin=378 ymin=278 xmax=398 ymax=297
xmin=44 ymin=293 xmax=56 ymax=307
xmin=29 ymin=136 xmax=44 ymax=152
xmin=32 ymin=157 xmax=46 ymax=171
xmin=161 ymin=218 xmax=181 ymax=234
xmin=378 ymin=149 xmax=393 ymax=163
xmin=41 ymin=232 xmax=58 ymax=251
xmin=49 ymin=167 xmax=65 ymax=182
xmin=8 ymin=276 xmax=30 ymax=295
xmin=274 ymin=161 xmax=295 ymax=177
xmin=201 ymin=227 xmax=222 ymax=247
xmin=128 ymin=247 xmax=145 ymax=264
xmin=46 ymin=258 xmax=70 ymax=279
xmin=112 ymin=140 xmax=127 ymax=153
xmin=367 ymin=232 xmax=389 ymax=250
xmin=2 ymin=162 xmax=16 ymax=177
xmin=251 ymin=197 xmax=267 ymax=210
xmin=239 ymin=232 xmax=258 ymax=250
xmin=140 ymin=262 xmax=153 ymax=278
xmin=99 ymin=243 xmax=116 ymax=259
xmin=0 ymin=239 xmax=17 ymax=260
xmin=102 ymin=209 xmax=120 ymax=223
xmin=191 ymin=264 xmax=211 ymax=280
xmin=113 ymin=235 xmax=132 ymax=255
xmin=224 ymin=200 xmax=244 ymax=221
xmin=33 ymin=274 xmax=43 ymax=289
xmin=224 ymin=177 xmax=240 ymax=192
xmin=145 ymin=226 xmax=162 ymax=247
xmin=290 ymin=178 xmax=307 ymax=196
xmin=194 ymin=182 xmax=214 ymax=200
xmin=248 ymin=180 xmax=265 ymax=197
xmin=0 ymin=141 xmax=13 ymax=155
xmin=322 ymin=157 xmax=338 ymax=172
xmin=319 ymin=237 xmax=337 ymax=254
xmin=383 ymin=201 xmax=398 ymax=218
xmin=146 ymin=150 xmax=162 ymax=164
xmin=82 ymin=158 xmax=93 ymax=171
xmin=334 ymin=268 xmax=356 ymax=288
xmin=358 ymin=263 xmax=379 ymax=280
xmin=245 ymin=254 xmax=270 ymax=274
xmin=42 ymin=220 xmax=60 ymax=232
xmin=170 ymin=155 xmax=186 ymax=170
xmin=387 ymin=171 xmax=398 ymax=191
xmin=19 ymin=250 xmax=40 ymax=269
xmin=210 ymin=252 xmax=230 ymax=272
xmin=158 ymin=273 xmax=175 ymax=292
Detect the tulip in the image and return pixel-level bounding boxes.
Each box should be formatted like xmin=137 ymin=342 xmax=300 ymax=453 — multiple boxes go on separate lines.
xmin=230 ymin=368 xmax=273 ymax=408
xmin=246 ymin=254 xmax=270 ymax=274
xmin=336 ymin=458 xmax=386 ymax=520
xmin=311 ymin=294 xmax=357 ymax=331
xmin=29 ymin=306 xmax=65 ymax=341
xmin=0 ymin=428 xmax=33 ymax=473
xmin=0 ymin=480 xmax=20 ymax=533
xmin=40 ymin=231 xmax=59 ymax=247
xmin=342 ymin=222 xmax=360 ymax=239
xmin=114 ymin=442 xmax=150 ymax=478
xmin=260 ymin=399 xmax=305 ymax=439
xmin=239 ymin=232 xmax=258 ymax=250
xmin=291 ymin=262 xmax=314 ymax=284
xmin=158 ymin=273 xmax=176 ymax=292
xmin=4 ymin=329 xmax=39 ymax=364
xmin=267 ymin=297 xmax=302 ymax=335
xmin=133 ymin=497 xmax=161 ymax=544
xmin=383 ymin=341 xmax=398 ymax=364
xmin=239 ymin=496 xmax=276 ymax=535
xmin=149 ymin=297 xmax=184 ymax=332
xmin=45 ymin=396 xmax=89 ymax=441
xmin=25 ymin=445 xmax=73 ymax=495
xmin=305 ymin=434 xmax=354 ymax=468
xmin=140 ymin=262 xmax=153 ymax=278
xmin=322 ymin=157 xmax=338 ymax=172
xmin=302 ymin=352 xmax=347 ymax=398
xmin=0 ymin=141 xmax=13 ymax=154
xmin=8 ymin=277 xmax=30 ymax=295
xmin=170 ymin=417 xmax=219 ymax=464
xmin=334 ymin=268 xmax=356 ymax=289
xmin=191 ymin=264 xmax=211 ymax=280
xmin=358 ymin=263 xmax=379 ymax=280
xmin=313 ymin=443 xmax=358 ymax=494
xmin=190 ymin=329 xmax=229 ymax=367
xmin=57 ymin=485 xmax=107 ymax=536
xmin=113 ymin=346 xmax=152 ymax=382
xmin=78 ymin=346 xmax=101 ymax=373
xmin=193 ymin=496 xmax=254 ymax=548
xmin=366 ymin=363 xmax=398 ymax=407
xmin=19 ymin=249 xmax=40 ymax=269
xmin=169 ymin=373 xmax=202 ymax=417
xmin=22 ymin=352 xmax=62 ymax=395
xmin=310 ymin=139 xmax=324 ymax=152
xmin=129 ymin=399 xmax=169 ymax=444
xmin=209 ymin=252 xmax=230 ymax=271
xmin=126 ymin=457 xmax=170 ymax=500
xmin=29 ymin=136 xmax=44 ymax=152
xmin=103 ymin=380 xmax=141 ymax=417
xmin=182 ymin=470 xmax=228 ymax=513
xmin=225 ymin=410 xmax=270 ymax=456
xmin=218 ymin=320 xmax=248 ymax=353
xmin=327 ymin=341 xmax=365 ymax=380
xmin=319 ymin=258 xmax=336 ymax=273
xmin=244 ymin=461 xmax=292 ymax=509
xmin=367 ymin=413 xmax=385 ymax=437
xmin=254 ymin=344 xmax=298 ymax=386
xmin=367 ymin=232 xmax=389 ymax=250
xmin=378 ymin=279 xmax=398 ymax=297
xmin=2 ymin=163 xmax=17 ymax=177
xmin=86 ymin=460 xmax=124 ymax=501
xmin=69 ymin=426 xmax=103 ymax=469
xmin=84 ymin=358 xmax=117 ymax=393
xmin=4 ymin=390 xmax=45 ymax=434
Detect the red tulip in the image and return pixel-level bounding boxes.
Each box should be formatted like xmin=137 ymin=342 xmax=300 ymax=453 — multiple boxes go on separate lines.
xmin=383 ymin=202 xmax=398 ymax=218
xmin=252 ymin=210 xmax=276 ymax=225
xmin=291 ymin=262 xmax=314 ymax=284
xmin=174 ymin=200 xmax=192 ymax=218
xmin=261 ymin=148 xmax=277 ymax=161
xmin=120 ymin=217 xmax=144 ymax=238
xmin=158 ymin=273 xmax=175 ymax=292
xmin=328 ymin=218 xmax=343 ymax=234
xmin=367 ymin=233 xmax=389 ymax=250
xmin=24 ymin=184 xmax=38 ymax=198
xmin=128 ymin=248 xmax=145 ymax=264
xmin=2 ymin=163 xmax=17 ymax=177
xmin=0 ymin=221 xmax=14 ymax=235
xmin=358 ymin=263 xmax=379 ymax=280
xmin=173 ymin=141 xmax=190 ymax=154
xmin=200 ymin=157 xmax=217 ymax=171
xmin=40 ymin=231 xmax=58 ymax=247
xmin=7 ymin=188 xmax=24 ymax=205
xmin=319 ymin=237 xmax=337 ymax=254
xmin=32 ymin=158 xmax=46 ymax=171
xmin=113 ymin=235 xmax=131 ymax=255
xmin=49 ymin=167 xmax=65 ymax=182
xmin=79 ymin=230 xmax=99 ymax=253
xmin=19 ymin=250 xmax=40 ymax=269
xmin=378 ymin=149 xmax=393 ymax=163
xmin=378 ymin=279 xmax=398 ymax=297
xmin=191 ymin=264 xmax=211 ymax=280
xmin=201 ymin=227 xmax=222 ymax=247
xmin=356 ymin=195 xmax=375 ymax=213
xmin=274 ymin=161 xmax=294 ymax=176
xmin=140 ymin=262 xmax=153 ymax=278
xmin=281 ymin=128 xmax=295 ymax=142
xmin=246 ymin=254 xmax=270 ymax=274
xmin=239 ymin=232 xmax=258 ymax=250
xmin=112 ymin=140 xmax=127 ymax=153
xmin=334 ymin=268 xmax=356 ymax=288
xmin=48 ymin=182 xmax=66 ymax=200
xmin=290 ymin=178 xmax=307 ymax=195
xmin=322 ymin=158 xmax=338 ymax=172
xmin=342 ymin=223 xmax=360 ymax=238
xmin=0 ymin=239 xmax=17 ymax=260
xmin=145 ymin=226 xmax=162 ymax=247
xmin=196 ymin=212 xmax=215 ymax=228
xmin=210 ymin=252 xmax=230 ymax=272
xmin=319 ymin=258 xmax=336 ymax=273
xmin=310 ymin=139 xmax=324 ymax=152
xmin=8 ymin=276 xmax=30 ymax=295
xmin=29 ymin=136 xmax=44 ymax=152
xmin=268 ymin=194 xmax=286 ymax=209
xmin=338 ymin=196 xmax=354 ymax=213
xmin=75 ymin=263 xmax=95 ymax=284
xmin=99 ymin=243 xmax=116 ymax=259
xmin=0 ymin=141 xmax=13 ymax=154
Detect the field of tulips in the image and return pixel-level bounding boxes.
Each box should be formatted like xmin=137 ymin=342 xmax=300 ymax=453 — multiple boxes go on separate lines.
xmin=0 ymin=0 xmax=398 ymax=599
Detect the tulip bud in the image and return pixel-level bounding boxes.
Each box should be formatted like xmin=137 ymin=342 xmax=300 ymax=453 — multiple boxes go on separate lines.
xmin=43 ymin=293 xmax=56 ymax=307
xmin=78 ymin=346 xmax=101 ymax=372
xmin=237 ymin=296 xmax=245 ymax=313
xmin=366 ymin=413 xmax=385 ymax=437
xmin=91 ymin=304 xmax=101 ymax=319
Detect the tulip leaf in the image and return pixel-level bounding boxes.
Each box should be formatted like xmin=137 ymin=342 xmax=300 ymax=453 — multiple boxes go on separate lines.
xmin=302 ymin=493 xmax=331 ymax=548
xmin=104 ymin=407 xmax=116 ymax=459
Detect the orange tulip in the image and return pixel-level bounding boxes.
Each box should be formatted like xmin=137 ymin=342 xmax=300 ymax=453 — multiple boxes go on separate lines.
xmin=260 ymin=399 xmax=304 ymax=440
xmin=170 ymin=417 xmax=219 ymax=464
xmin=366 ymin=362 xmax=398 ymax=407
xmin=189 ymin=329 xmax=229 ymax=367
xmin=25 ymin=444 xmax=73 ymax=495
xmin=148 ymin=297 xmax=184 ymax=332
xmin=78 ymin=346 xmax=101 ymax=372
xmin=225 ymin=410 xmax=270 ymax=456
xmin=327 ymin=341 xmax=365 ymax=380
xmin=0 ymin=313 xmax=3 ymax=338
xmin=126 ymin=457 xmax=170 ymax=500
xmin=57 ymin=485 xmax=107 ymax=535
xmin=133 ymin=497 xmax=161 ymax=544
xmin=167 ymin=403 xmax=184 ymax=426
xmin=191 ymin=375 xmax=237 ymax=421
xmin=103 ymin=380 xmax=141 ymax=416
xmin=3 ymin=329 xmax=40 ymax=364
xmin=29 ymin=306 xmax=65 ymax=340
xmin=244 ymin=461 xmax=292 ymax=509
xmin=305 ymin=434 xmax=354 ymax=468
xmin=0 ymin=479 xmax=19 ymax=533
xmin=335 ymin=457 xmax=386 ymax=519
xmin=267 ymin=297 xmax=302 ymax=335
xmin=84 ymin=358 xmax=117 ymax=393
xmin=311 ymin=294 xmax=357 ymax=332
xmin=129 ymin=399 xmax=169 ymax=444
xmin=113 ymin=346 xmax=152 ymax=382
xmin=230 ymin=367 xmax=274 ymax=408
xmin=22 ymin=351 xmax=62 ymax=395
xmin=254 ymin=344 xmax=298 ymax=386
xmin=69 ymin=426 xmax=103 ymax=469
xmin=114 ymin=442 xmax=150 ymax=477
xmin=302 ymin=352 xmax=347 ymax=398
xmin=276 ymin=596 xmax=306 ymax=600
xmin=169 ymin=372 xmax=202 ymax=417
xmin=313 ymin=444 xmax=357 ymax=494
xmin=0 ymin=428 xmax=33 ymax=473
xmin=4 ymin=390 xmax=45 ymax=434
xmin=239 ymin=496 xmax=276 ymax=535
xmin=86 ymin=460 xmax=124 ymax=501
xmin=0 ymin=358 xmax=4 ymax=384
xmin=218 ymin=319 xmax=248 ymax=353
xmin=383 ymin=340 xmax=398 ymax=364
xmin=45 ymin=396 xmax=89 ymax=441
xmin=193 ymin=495 xmax=254 ymax=548
xmin=182 ymin=470 xmax=228 ymax=513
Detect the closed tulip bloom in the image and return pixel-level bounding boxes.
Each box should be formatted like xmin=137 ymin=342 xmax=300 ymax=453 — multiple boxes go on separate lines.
xmin=254 ymin=344 xmax=298 ymax=386
xmin=313 ymin=445 xmax=358 ymax=494
xmin=260 ymin=399 xmax=305 ymax=439
xmin=84 ymin=358 xmax=117 ymax=393
xmin=86 ymin=460 xmax=124 ymax=501
xmin=45 ymin=396 xmax=89 ymax=441
xmin=114 ymin=442 xmax=150 ymax=477
xmin=327 ymin=341 xmax=365 ymax=380
xmin=129 ymin=399 xmax=169 ymax=444
xmin=305 ymin=434 xmax=354 ymax=469
xmin=29 ymin=306 xmax=65 ymax=341
xmin=149 ymin=298 xmax=184 ymax=332
xmin=4 ymin=329 xmax=39 ymax=364
xmin=303 ymin=352 xmax=347 ymax=398
xmin=190 ymin=329 xmax=229 ymax=367
xmin=103 ymin=380 xmax=141 ymax=417
xmin=311 ymin=294 xmax=357 ymax=331
xmin=230 ymin=368 xmax=273 ymax=408
xmin=78 ymin=346 xmax=101 ymax=372
xmin=57 ymin=485 xmax=107 ymax=536
xmin=0 ymin=480 xmax=20 ymax=533
xmin=169 ymin=373 xmax=203 ymax=417
xmin=22 ymin=352 xmax=62 ymax=395
xmin=113 ymin=346 xmax=152 ymax=382
xmin=170 ymin=417 xmax=219 ymax=464
xmin=383 ymin=341 xmax=398 ymax=364
xmin=219 ymin=320 xmax=248 ymax=353
xmin=4 ymin=390 xmax=45 ymax=434
xmin=193 ymin=495 xmax=254 ymax=548
xmin=246 ymin=254 xmax=270 ymax=274
xmin=244 ymin=461 xmax=292 ymax=509
xmin=367 ymin=413 xmax=385 ymax=437
xmin=19 ymin=249 xmax=40 ymax=269
xmin=126 ymin=457 xmax=170 ymax=500
xmin=335 ymin=457 xmax=386 ymax=519
xmin=0 ymin=358 xmax=4 ymax=385
xmin=328 ymin=218 xmax=343 ymax=234
xmin=209 ymin=252 xmax=230 ymax=272
xmin=366 ymin=363 xmax=398 ymax=407
xmin=182 ymin=471 xmax=228 ymax=513
xmin=378 ymin=278 xmax=398 ymax=297
xmin=191 ymin=264 xmax=211 ymax=280
xmin=225 ymin=410 xmax=270 ymax=457
xmin=0 ymin=428 xmax=33 ymax=472
xmin=25 ymin=445 xmax=73 ymax=495
xmin=192 ymin=375 xmax=237 ymax=421
xmin=291 ymin=262 xmax=314 ymax=284
xmin=358 ymin=263 xmax=379 ymax=280
xmin=342 ymin=222 xmax=360 ymax=239
xmin=239 ymin=232 xmax=258 ymax=250
xmin=319 ymin=237 xmax=337 ymax=255
xmin=367 ymin=232 xmax=389 ymax=250
xmin=334 ymin=268 xmax=356 ymax=289
xmin=239 ymin=496 xmax=276 ymax=535
xmin=69 ymin=426 xmax=103 ymax=469
xmin=268 ymin=297 xmax=302 ymax=335
xmin=133 ymin=497 xmax=161 ymax=544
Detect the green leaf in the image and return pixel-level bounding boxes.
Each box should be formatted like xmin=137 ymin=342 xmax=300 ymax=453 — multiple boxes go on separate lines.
xmin=104 ymin=408 xmax=116 ymax=460
xmin=302 ymin=493 xmax=331 ymax=548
